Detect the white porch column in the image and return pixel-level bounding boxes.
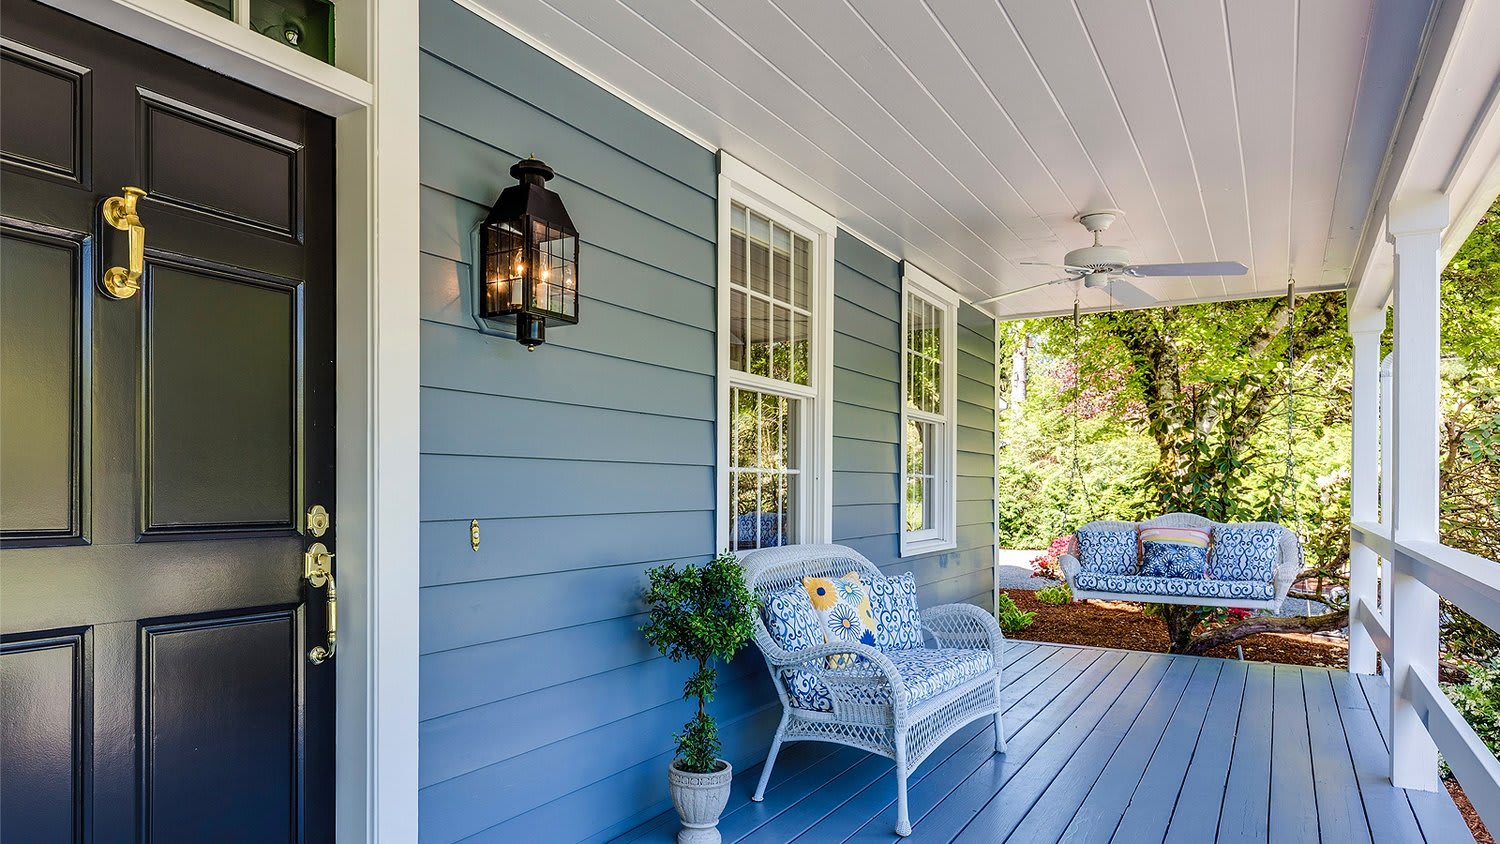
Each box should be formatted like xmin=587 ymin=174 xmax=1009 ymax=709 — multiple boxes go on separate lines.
xmin=1387 ymin=193 xmax=1448 ymax=792
xmin=1348 ymin=308 xmax=1384 ymax=674
xmin=1380 ymin=354 xmax=1394 ymax=615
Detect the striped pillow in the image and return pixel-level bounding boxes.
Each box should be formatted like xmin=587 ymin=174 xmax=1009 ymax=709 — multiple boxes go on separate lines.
xmin=1139 ymin=525 xmax=1211 ymax=579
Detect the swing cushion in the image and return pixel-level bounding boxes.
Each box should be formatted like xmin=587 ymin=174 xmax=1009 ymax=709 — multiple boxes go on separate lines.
xmin=1210 ymin=526 xmax=1280 ymax=583
xmin=1073 ymin=572 xmax=1275 ymax=602
xmin=1075 ymin=527 xmax=1140 ymax=576
xmin=1140 ymin=526 xmax=1211 ymax=579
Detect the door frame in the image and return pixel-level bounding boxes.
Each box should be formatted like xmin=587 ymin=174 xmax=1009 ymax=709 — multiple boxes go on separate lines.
xmin=30 ymin=1 xmax=421 ymax=840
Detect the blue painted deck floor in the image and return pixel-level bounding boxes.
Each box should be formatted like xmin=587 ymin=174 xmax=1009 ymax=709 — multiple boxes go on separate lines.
xmin=612 ymin=641 xmax=1472 ymax=843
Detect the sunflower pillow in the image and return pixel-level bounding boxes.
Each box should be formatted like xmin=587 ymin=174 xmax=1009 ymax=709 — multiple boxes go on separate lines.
xmin=802 ymin=572 xmax=878 ymax=669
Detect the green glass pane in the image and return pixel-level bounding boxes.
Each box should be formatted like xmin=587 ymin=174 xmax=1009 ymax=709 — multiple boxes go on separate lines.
xmin=251 ymin=0 xmax=334 ymax=64
xmin=185 ymin=0 xmax=232 ymax=19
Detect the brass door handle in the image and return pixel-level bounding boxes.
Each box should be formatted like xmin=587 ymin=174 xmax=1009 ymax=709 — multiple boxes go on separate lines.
xmin=304 ymin=542 xmax=336 ymax=664
xmin=101 ymin=186 xmax=147 ymax=299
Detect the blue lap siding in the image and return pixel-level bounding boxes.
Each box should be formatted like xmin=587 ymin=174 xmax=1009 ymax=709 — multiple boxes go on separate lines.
xmin=416 ymin=2 xmax=997 ymax=840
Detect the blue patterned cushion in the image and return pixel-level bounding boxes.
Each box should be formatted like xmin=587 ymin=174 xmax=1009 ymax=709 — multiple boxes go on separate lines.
xmin=1076 ymin=527 xmax=1139 ymax=575
xmin=1073 ymin=572 xmax=1274 ymax=601
xmin=1140 ymin=526 xmax=1210 ymax=579
xmin=1210 ymin=526 xmax=1279 ymax=583
xmin=869 ymin=573 xmax=924 ymax=651
xmin=761 ymin=588 xmax=819 ymax=653
xmin=736 ymin=512 xmax=787 ymax=548
xmin=779 ymin=647 xmax=992 ymax=712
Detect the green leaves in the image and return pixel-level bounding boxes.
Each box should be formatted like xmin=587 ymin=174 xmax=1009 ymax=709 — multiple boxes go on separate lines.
xmin=640 ymin=551 xmax=758 ymax=773
xmin=996 ymin=592 xmax=1036 ymax=632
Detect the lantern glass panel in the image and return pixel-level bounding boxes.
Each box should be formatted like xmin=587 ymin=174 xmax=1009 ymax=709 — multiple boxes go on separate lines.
xmin=482 ymin=220 xmax=526 ymax=318
xmin=527 ymin=218 xmax=577 ymax=323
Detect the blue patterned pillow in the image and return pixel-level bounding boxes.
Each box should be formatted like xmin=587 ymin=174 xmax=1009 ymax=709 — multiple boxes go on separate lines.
xmin=761 ymin=588 xmax=819 ymax=652
xmin=1076 ymin=527 xmax=1139 ymax=576
xmin=1210 ymin=526 xmax=1279 ymax=582
xmin=869 ymin=573 xmax=923 ymax=651
xmin=1140 ymin=526 xmax=1210 ymax=579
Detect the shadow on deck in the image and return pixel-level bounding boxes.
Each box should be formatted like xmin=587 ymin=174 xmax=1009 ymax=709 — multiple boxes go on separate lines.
xmin=612 ymin=641 xmax=1471 ymax=843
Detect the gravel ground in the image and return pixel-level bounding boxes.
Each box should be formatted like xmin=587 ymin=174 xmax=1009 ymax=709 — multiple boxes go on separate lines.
xmin=997 ymin=548 xmax=1332 ymax=620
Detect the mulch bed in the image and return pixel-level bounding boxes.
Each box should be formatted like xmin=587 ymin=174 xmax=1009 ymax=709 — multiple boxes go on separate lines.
xmin=1000 ymin=588 xmax=1493 ymax=843
xmin=1000 ymin=588 xmax=1347 ymax=668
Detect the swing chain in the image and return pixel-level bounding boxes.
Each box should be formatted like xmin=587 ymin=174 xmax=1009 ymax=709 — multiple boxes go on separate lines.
xmin=1281 ymin=279 xmax=1303 ymax=538
xmin=1065 ymin=299 xmax=1094 ymax=525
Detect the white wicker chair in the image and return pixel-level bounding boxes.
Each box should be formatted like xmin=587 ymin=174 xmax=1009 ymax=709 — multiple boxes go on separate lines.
xmin=1058 ymin=512 xmax=1304 ymax=610
xmin=741 ymin=544 xmax=1005 ymax=837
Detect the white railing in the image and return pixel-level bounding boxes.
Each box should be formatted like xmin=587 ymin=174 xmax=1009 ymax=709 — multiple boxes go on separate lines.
xmin=1349 ymin=517 xmax=1500 ymax=831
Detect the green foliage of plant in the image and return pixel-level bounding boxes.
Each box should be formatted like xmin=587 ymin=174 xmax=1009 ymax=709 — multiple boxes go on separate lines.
xmin=641 ymin=551 xmax=758 ymax=773
xmin=996 ymin=592 xmax=1035 ymax=633
xmin=1440 ymin=657 xmax=1500 ymax=780
xmin=1034 ymin=583 xmax=1072 ymax=606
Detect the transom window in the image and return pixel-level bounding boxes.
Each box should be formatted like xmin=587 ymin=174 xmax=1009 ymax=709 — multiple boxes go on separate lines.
xmin=901 ymin=263 xmax=960 ymax=556
xmin=718 ymin=155 xmax=834 ymax=554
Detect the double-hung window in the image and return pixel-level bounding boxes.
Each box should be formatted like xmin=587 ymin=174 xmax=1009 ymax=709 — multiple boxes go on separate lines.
xmin=900 ymin=263 xmax=959 ymax=556
xmin=718 ymin=154 xmax=834 ymax=553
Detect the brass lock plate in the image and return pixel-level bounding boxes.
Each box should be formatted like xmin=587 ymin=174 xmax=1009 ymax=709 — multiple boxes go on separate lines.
xmin=304 ymin=542 xmax=333 ymax=587
xmin=307 ymin=504 xmax=331 ymax=537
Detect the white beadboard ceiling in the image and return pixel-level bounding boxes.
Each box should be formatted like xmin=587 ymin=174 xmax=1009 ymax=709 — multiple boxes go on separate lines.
xmin=463 ymin=0 xmax=1436 ymax=318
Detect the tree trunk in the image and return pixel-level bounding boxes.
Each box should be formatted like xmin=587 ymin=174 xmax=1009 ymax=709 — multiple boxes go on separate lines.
xmin=1180 ymin=609 xmax=1349 ymax=656
xmin=1161 ymin=606 xmax=1200 ymax=654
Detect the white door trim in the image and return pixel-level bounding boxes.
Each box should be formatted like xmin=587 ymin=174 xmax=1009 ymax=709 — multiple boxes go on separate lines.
xmin=34 ymin=1 xmax=422 ymax=840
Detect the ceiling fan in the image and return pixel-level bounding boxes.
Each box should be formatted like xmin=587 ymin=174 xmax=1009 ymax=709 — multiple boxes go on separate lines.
xmin=976 ymin=210 xmax=1248 ymax=308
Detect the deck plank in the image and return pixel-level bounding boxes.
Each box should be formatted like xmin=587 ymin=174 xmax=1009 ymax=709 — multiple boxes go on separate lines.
xmin=905 ymin=651 xmax=1154 ymax=843
xmin=1328 ymin=671 xmax=1427 ymax=844
xmin=1112 ymin=657 xmax=1231 ymax=843
xmin=1050 ymin=656 xmax=1222 ymax=843
xmin=1218 ymin=662 xmax=1276 ymax=844
xmin=1302 ymin=670 xmax=1371 ymax=844
xmin=847 ymin=647 xmax=1123 ymax=843
xmin=1355 ymin=673 xmax=1473 ymax=842
xmin=1002 ymin=659 xmax=1200 ymax=844
xmin=1269 ymin=664 xmax=1319 ymax=843
xmin=609 ymin=649 xmax=1471 ymax=844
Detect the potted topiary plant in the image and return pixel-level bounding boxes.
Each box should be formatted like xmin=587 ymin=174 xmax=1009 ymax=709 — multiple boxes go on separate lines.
xmin=641 ymin=551 xmax=757 ymax=844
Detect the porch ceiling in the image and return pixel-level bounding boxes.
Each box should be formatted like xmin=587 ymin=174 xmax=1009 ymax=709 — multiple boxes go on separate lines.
xmin=459 ymin=0 xmax=1437 ymax=318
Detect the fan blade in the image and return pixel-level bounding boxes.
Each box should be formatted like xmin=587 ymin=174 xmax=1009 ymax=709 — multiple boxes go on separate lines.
xmin=1106 ymin=279 xmax=1157 ymax=308
xmin=972 ymin=278 xmax=1074 ymax=306
xmin=1020 ymin=260 xmax=1090 ymax=274
xmin=1124 ymin=261 xmax=1248 ymax=277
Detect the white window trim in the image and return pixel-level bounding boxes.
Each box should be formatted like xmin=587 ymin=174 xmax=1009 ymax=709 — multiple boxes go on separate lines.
xmin=716 ymin=153 xmax=836 ymax=551
xmin=900 ymin=262 xmax=961 ymax=557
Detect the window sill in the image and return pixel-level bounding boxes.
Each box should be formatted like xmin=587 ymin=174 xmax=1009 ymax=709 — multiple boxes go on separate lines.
xmin=899 ymin=535 xmax=957 ymax=558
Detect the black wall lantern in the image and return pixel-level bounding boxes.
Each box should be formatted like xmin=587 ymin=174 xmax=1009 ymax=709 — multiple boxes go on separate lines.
xmin=479 ymin=157 xmax=579 ymax=349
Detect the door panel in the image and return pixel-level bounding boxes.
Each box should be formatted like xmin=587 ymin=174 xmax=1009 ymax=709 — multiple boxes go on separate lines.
xmin=0 ymin=631 xmax=89 ymax=844
xmin=0 ymin=223 xmax=88 ymax=541
xmin=0 ymin=40 xmax=90 ymax=186
xmin=144 ymin=260 xmax=299 ymax=533
xmin=139 ymin=91 xmax=302 ymax=239
xmin=142 ymin=612 xmax=298 ymax=841
xmin=0 ymin=0 xmax=335 ymax=839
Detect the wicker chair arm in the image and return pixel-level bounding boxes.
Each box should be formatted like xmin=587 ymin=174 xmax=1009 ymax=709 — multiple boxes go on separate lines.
xmin=921 ymin=602 xmax=1004 ymax=653
xmin=1058 ymin=553 xmax=1081 ymax=583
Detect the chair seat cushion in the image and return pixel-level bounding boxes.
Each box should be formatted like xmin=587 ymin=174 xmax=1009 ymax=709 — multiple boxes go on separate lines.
xmin=779 ymin=647 xmax=993 ymax=712
xmin=869 ymin=572 xmax=923 ymax=651
xmin=1210 ymin=525 xmax=1280 ymax=582
xmin=1140 ymin=526 xmax=1210 ymax=579
xmin=1075 ymin=526 xmax=1139 ymax=576
xmin=1073 ymin=572 xmax=1274 ymax=601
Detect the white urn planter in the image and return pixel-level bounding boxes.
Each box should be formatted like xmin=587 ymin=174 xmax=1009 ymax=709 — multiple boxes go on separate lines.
xmin=667 ymin=759 xmax=733 ymax=844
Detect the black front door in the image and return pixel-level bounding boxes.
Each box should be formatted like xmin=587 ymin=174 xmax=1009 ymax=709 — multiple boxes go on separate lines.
xmin=0 ymin=0 xmax=336 ymax=840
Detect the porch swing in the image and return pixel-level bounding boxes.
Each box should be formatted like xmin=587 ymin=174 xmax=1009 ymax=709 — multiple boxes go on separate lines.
xmin=1054 ymin=284 xmax=1306 ymax=611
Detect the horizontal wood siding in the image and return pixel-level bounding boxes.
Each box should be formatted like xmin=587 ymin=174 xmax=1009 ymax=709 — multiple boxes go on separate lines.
xmin=417 ymin=3 xmax=997 ymax=840
xmin=417 ymin=1 xmax=735 ymax=841
xmin=831 ymin=236 xmax=997 ymax=609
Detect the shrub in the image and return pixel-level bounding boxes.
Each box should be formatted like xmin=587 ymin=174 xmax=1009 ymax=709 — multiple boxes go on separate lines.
xmin=1441 ymin=657 xmax=1500 ymax=779
xmin=1035 ymin=583 xmax=1072 ymax=606
xmin=640 ymin=551 xmax=758 ymax=773
xmin=1029 ymin=535 xmax=1073 ymax=581
xmin=997 ymin=592 xmax=1036 ymax=633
